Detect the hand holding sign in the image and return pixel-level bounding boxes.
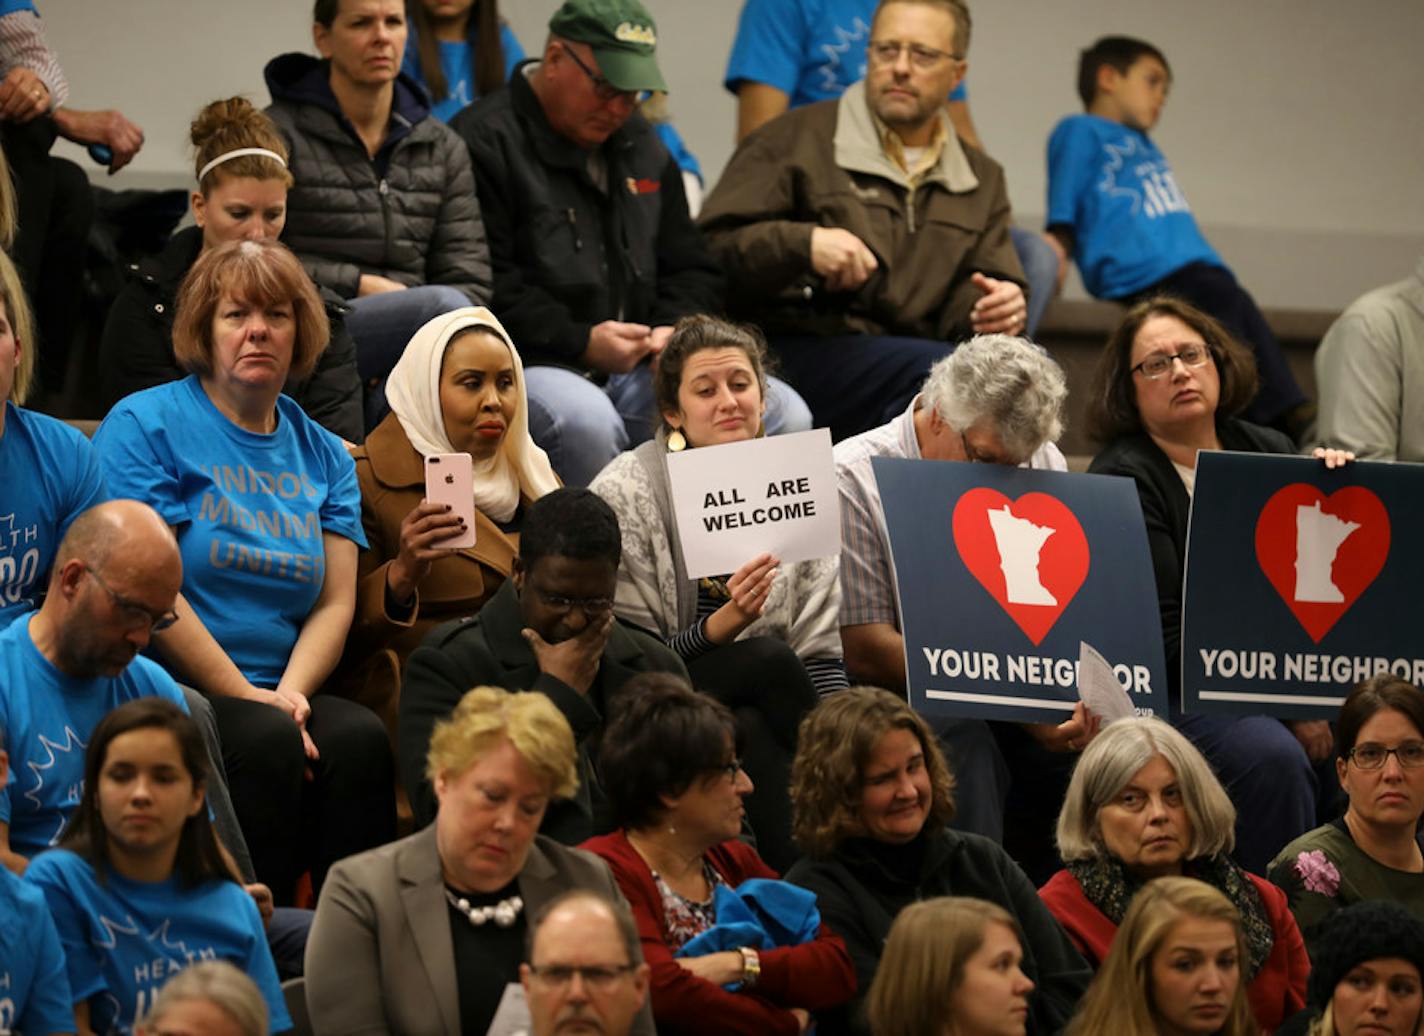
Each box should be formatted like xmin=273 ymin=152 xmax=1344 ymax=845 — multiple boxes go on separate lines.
xmin=705 ymin=553 xmax=780 ymax=644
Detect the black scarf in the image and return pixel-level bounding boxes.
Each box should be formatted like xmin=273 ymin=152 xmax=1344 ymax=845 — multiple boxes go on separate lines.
xmin=1066 ymin=853 xmax=1275 ymax=978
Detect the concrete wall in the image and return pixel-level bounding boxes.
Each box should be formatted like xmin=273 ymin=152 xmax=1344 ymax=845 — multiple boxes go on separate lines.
xmin=44 ymin=0 xmax=1424 ymax=310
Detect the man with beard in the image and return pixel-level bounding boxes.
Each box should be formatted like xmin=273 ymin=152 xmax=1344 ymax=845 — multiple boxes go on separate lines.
xmin=700 ymin=0 xmax=1029 ymax=442
xmin=0 ymin=500 xmax=194 ymax=872
xmin=522 ymin=891 xmax=651 ymax=1036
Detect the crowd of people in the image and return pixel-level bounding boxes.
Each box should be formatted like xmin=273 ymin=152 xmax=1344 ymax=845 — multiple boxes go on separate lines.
xmin=1 ymin=0 xmax=1420 ymax=1033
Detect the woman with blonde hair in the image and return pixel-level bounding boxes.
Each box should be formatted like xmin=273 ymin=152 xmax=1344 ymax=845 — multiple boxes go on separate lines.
xmin=0 ymin=245 xmax=105 ymax=624
xmin=308 ymin=685 xmax=654 ymax=1036
xmin=136 ymin=961 xmax=270 ymax=1036
xmin=1041 ymin=716 xmax=1308 ymax=1030
xmin=1066 ymin=876 xmax=1258 ymax=1036
xmin=786 ymin=688 xmax=1090 ymax=1036
xmin=868 ymin=896 xmax=1035 ymax=1036
xmin=100 ymin=96 xmax=361 ymax=439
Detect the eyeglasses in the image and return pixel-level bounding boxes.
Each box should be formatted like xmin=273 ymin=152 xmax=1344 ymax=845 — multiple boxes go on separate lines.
xmin=83 ymin=564 xmax=179 ymax=632
xmin=715 ymin=758 xmax=744 ymax=782
xmin=1347 ymin=741 xmax=1424 ymax=770
xmin=529 ymin=584 xmax=616 ymax=616
xmin=959 ymin=431 xmax=1017 ymax=466
xmin=1130 ymin=345 xmax=1212 ymax=379
xmin=559 ymin=43 xmax=648 ymax=106
xmin=867 ymin=39 xmax=961 ymax=70
xmin=526 ymin=963 xmax=636 ymax=990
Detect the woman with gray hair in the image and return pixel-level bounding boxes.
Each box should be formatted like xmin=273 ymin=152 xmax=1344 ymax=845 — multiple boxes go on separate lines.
xmin=1040 ymin=716 xmax=1309 ymax=1031
xmin=136 ymin=961 xmax=269 ymax=1036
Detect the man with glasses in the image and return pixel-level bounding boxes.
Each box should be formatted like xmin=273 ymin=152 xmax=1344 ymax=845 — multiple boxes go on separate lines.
xmin=523 ymin=890 xmax=651 ymax=1036
xmin=0 ymin=501 xmax=238 ymax=872
xmin=401 ymin=488 xmax=686 ymax=841
xmin=701 ymin=0 xmax=1029 ymax=444
xmin=451 ymin=0 xmax=811 ymax=487
xmin=833 ymin=337 xmax=1073 ymax=843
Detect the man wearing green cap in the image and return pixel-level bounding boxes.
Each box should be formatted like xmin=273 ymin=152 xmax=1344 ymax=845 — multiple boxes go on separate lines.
xmin=451 ymin=0 xmax=812 ymax=487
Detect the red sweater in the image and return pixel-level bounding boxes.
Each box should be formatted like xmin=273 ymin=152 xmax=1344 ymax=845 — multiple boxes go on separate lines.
xmin=1039 ymin=868 xmax=1308 ymax=1033
xmin=581 ymin=830 xmax=856 ymax=1036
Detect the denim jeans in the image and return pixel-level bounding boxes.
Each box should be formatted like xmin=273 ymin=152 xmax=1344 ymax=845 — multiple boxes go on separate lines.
xmin=1010 ymin=225 xmax=1061 ymax=339
xmin=525 ymin=364 xmax=813 ymax=486
xmin=345 ymin=285 xmax=473 ymax=431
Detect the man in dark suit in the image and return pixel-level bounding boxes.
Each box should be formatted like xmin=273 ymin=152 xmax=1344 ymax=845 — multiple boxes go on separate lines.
xmin=400 ymin=488 xmax=686 ymax=839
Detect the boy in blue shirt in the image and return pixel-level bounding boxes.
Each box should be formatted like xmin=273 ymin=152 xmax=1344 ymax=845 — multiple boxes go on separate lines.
xmin=1045 ymin=35 xmax=1309 ymax=433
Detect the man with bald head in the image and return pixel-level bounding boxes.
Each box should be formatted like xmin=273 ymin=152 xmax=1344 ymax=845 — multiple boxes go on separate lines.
xmin=522 ymin=890 xmax=651 ymax=1036
xmin=0 ymin=500 xmax=246 ymax=876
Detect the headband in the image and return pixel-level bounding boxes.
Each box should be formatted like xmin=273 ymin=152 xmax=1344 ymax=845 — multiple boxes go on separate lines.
xmin=197 ymin=147 xmax=287 ymax=183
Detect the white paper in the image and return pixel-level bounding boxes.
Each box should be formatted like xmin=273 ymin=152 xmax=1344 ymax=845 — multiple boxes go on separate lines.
xmin=665 ymin=428 xmax=841 ymax=579
xmin=1077 ymin=640 xmax=1138 ymax=722
xmin=484 ymin=982 xmax=531 ymax=1036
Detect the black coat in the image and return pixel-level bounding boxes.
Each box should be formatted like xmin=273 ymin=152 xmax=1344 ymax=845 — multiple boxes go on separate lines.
xmin=264 ymin=53 xmax=491 ymax=303
xmin=450 ymin=62 xmax=723 ymax=369
xmin=1088 ymin=418 xmax=1295 ymax=698
xmin=786 ymin=828 xmax=1092 ymax=1036
xmin=98 ymin=225 xmax=364 ymax=442
xmin=398 ymin=579 xmax=687 ymax=843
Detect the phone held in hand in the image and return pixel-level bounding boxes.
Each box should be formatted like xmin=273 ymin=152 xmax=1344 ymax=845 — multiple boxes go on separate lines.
xmin=424 ymin=453 xmax=478 ymax=549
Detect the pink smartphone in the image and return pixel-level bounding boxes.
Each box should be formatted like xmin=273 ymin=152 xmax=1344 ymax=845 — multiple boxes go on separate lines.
xmin=424 ymin=453 xmax=477 ymax=549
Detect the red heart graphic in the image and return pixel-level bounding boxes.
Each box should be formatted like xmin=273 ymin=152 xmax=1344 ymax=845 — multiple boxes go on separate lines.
xmin=951 ymin=488 xmax=1091 ymax=646
xmin=1254 ymin=484 xmax=1391 ymax=643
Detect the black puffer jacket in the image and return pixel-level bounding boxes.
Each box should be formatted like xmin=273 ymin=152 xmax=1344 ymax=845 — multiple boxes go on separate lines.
xmin=98 ymin=225 xmax=364 ymax=442
xmin=450 ymin=61 xmax=722 ymax=369
xmin=264 ymin=53 xmax=491 ymax=304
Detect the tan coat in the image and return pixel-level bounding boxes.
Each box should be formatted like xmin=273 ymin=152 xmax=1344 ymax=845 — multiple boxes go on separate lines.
xmin=331 ymin=412 xmax=521 ymax=737
xmin=698 ymin=81 xmax=1024 ymax=341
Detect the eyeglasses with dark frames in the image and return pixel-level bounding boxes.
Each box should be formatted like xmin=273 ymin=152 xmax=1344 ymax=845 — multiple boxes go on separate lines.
xmin=1347 ymin=741 xmax=1424 ymax=770
xmin=528 ymin=583 xmax=616 ymax=616
xmin=559 ymin=42 xmax=649 ymax=105
xmin=83 ymin=564 xmax=179 ymax=632
xmin=1130 ymin=344 xmax=1212 ymax=379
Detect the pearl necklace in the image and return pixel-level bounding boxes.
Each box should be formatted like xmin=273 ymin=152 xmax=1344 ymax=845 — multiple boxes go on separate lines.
xmin=444 ymin=889 xmax=524 ymax=928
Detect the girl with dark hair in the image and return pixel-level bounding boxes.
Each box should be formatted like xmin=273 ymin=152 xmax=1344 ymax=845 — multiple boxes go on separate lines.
xmin=402 ymin=0 xmax=522 ymax=121
xmin=1270 ymin=676 xmax=1424 ymax=946
xmin=24 ymin=698 xmax=291 ymax=1035
xmin=1088 ymin=296 xmax=1352 ymax=874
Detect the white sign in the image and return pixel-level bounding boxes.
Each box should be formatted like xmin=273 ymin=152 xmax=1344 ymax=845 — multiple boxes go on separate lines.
xmin=666 ymin=428 xmax=841 ymax=579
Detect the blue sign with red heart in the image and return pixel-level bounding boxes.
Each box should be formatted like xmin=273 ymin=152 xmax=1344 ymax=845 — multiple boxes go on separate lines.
xmin=874 ymin=458 xmax=1168 ymax=724
xmin=1182 ymin=451 xmax=1421 ymax=719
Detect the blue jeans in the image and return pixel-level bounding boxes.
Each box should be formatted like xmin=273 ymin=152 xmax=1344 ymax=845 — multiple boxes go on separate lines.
xmin=1010 ymin=225 xmax=1060 ymax=338
xmin=525 ymin=365 xmax=813 ymax=486
xmin=1172 ymin=711 xmax=1320 ymax=874
xmin=345 ymin=285 xmax=473 ymax=430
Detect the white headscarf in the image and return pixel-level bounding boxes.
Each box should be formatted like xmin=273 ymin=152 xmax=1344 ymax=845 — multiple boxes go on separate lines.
xmin=384 ymin=307 xmax=560 ymax=524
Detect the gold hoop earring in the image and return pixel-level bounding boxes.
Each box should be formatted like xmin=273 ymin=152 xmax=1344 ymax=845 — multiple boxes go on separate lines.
xmin=666 ymin=428 xmax=687 ymax=452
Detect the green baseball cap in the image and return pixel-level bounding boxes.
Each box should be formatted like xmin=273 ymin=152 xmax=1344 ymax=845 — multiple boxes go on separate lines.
xmin=549 ymin=0 xmax=667 ymax=94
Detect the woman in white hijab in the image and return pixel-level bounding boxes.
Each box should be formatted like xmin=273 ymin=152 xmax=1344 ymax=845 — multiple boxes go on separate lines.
xmin=333 ymin=307 xmax=559 ymax=751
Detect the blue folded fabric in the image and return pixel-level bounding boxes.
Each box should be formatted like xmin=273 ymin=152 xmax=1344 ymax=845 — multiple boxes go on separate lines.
xmin=675 ymin=879 xmax=821 ymax=990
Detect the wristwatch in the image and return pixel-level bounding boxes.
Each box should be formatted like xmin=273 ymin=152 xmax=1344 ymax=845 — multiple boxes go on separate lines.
xmin=738 ymin=946 xmax=761 ymax=987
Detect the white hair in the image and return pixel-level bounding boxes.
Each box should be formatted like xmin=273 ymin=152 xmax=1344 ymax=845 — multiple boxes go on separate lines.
xmin=920 ymin=334 xmax=1067 ymax=460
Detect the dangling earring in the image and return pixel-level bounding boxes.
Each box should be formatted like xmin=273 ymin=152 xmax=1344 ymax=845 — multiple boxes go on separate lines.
xmin=666 ymin=428 xmax=687 ymax=452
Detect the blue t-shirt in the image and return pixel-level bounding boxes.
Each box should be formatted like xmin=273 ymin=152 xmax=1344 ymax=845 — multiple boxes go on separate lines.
xmin=0 ymin=613 xmax=189 ymax=859
xmin=92 ymin=377 xmax=366 ymax=689
xmin=724 ymin=0 xmax=966 ymax=107
xmin=0 ymin=863 xmax=74 ymax=1036
xmin=1046 ymin=114 xmax=1223 ymax=299
xmin=0 ymin=403 xmax=107 ymax=623
xmin=401 ymin=21 xmax=524 ymax=122
xmin=25 ymin=850 xmax=291 ymax=1035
